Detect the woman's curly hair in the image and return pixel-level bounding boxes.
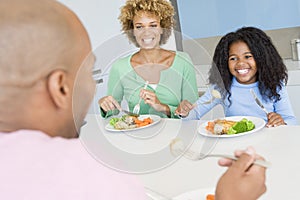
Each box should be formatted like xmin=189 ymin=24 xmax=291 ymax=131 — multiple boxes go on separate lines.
xmin=209 ymin=26 xmax=288 ymax=104
xmin=118 ymin=0 xmax=175 ymax=47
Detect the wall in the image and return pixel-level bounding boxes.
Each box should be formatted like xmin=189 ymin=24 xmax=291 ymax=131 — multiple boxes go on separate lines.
xmin=177 ymin=0 xmax=300 ymax=39
xmin=57 ymin=0 xmax=123 ymax=49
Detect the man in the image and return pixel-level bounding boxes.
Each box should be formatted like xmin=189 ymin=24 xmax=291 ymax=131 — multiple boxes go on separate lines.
xmin=0 ymin=0 xmax=146 ymax=199
xmin=0 ymin=0 xmax=266 ymax=199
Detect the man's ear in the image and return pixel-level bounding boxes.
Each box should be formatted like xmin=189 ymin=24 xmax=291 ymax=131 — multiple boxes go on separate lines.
xmin=47 ymin=70 xmax=71 ymax=109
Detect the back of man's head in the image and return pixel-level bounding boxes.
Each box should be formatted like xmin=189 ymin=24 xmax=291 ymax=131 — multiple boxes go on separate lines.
xmin=0 ymin=0 xmax=94 ymax=138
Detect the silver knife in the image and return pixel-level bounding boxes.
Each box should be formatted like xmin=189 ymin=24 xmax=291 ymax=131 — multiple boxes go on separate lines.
xmin=250 ymin=89 xmax=269 ymax=115
xmin=121 ymin=109 xmax=139 ymax=117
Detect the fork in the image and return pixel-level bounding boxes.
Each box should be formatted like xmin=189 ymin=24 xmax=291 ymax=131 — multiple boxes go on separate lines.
xmin=133 ymin=81 xmax=149 ymax=114
xmin=201 ymin=89 xmax=222 ymax=104
xmin=175 ymin=89 xmax=222 ymax=118
xmin=170 ymin=139 xmax=271 ymax=168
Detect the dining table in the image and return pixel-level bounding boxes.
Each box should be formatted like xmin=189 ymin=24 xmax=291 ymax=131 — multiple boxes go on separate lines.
xmin=80 ymin=113 xmax=300 ymax=199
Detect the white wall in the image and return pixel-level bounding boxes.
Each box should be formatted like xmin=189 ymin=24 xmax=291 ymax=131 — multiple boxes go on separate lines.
xmin=57 ymin=0 xmax=124 ymax=49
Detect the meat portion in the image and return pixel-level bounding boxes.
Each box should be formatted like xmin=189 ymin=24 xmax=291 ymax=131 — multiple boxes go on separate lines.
xmin=114 ymin=121 xmax=136 ymax=130
xmin=114 ymin=115 xmax=137 ymax=130
xmin=206 ymin=119 xmax=236 ymax=135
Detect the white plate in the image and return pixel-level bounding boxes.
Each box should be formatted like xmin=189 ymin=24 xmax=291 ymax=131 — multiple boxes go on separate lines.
xmin=198 ymin=116 xmax=266 ymax=138
xmin=173 ymin=188 xmax=215 ymax=200
xmin=105 ymin=114 xmax=161 ymax=132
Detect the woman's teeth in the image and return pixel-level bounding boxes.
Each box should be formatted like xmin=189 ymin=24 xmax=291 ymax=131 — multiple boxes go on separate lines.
xmin=143 ymin=38 xmax=153 ymax=44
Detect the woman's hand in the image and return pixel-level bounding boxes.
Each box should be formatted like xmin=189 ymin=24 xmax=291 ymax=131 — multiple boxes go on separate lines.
xmin=174 ymin=100 xmax=194 ymax=117
xmin=216 ymin=147 xmax=267 ymax=200
xmin=266 ymin=112 xmax=286 ymax=127
xmin=140 ymin=89 xmax=170 ymax=116
xmin=98 ymin=96 xmax=121 ymax=112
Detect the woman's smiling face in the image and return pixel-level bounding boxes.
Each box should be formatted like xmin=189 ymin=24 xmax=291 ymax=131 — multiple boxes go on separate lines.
xmin=228 ymin=41 xmax=258 ymax=84
xmin=133 ymin=11 xmax=163 ymax=49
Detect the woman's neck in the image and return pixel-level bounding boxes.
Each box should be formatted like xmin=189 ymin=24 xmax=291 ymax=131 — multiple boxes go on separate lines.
xmin=137 ymin=48 xmax=165 ymax=64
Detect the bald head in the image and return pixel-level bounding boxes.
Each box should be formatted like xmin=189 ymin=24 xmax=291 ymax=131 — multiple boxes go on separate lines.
xmin=0 ymin=0 xmax=90 ymax=87
xmin=0 ymin=0 xmax=94 ymax=138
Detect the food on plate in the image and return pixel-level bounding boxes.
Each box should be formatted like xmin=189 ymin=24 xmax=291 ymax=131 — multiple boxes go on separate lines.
xmin=206 ymin=118 xmax=255 ymax=135
xmin=206 ymin=194 xmax=215 ymax=200
xmin=206 ymin=119 xmax=236 ymax=134
xmin=109 ymin=115 xmax=153 ymax=130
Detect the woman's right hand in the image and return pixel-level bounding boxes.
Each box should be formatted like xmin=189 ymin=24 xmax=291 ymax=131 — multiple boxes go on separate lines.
xmin=98 ymin=96 xmax=121 ymax=112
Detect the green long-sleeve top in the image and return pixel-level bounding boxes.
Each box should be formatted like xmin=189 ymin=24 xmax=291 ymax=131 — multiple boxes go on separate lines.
xmin=104 ymin=51 xmax=198 ymax=118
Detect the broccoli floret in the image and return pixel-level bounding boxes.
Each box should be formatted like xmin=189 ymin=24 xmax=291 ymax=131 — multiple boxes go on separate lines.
xmin=241 ymin=118 xmax=248 ymax=123
xmin=228 ymin=118 xmax=255 ymax=134
xmin=109 ymin=118 xmax=120 ymax=126
xmin=246 ymin=120 xmax=255 ymax=130
xmin=232 ymin=121 xmax=248 ymax=133
xmin=227 ymin=127 xmax=237 ymax=135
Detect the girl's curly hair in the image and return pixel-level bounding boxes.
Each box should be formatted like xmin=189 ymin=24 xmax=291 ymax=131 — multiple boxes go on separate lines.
xmin=118 ymin=0 xmax=175 ymax=47
xmin=209 ymin=26 xmax=288 ymax=104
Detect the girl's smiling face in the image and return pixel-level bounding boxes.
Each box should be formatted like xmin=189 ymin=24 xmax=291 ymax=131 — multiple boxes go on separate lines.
xmin=133 ymin=11 xmax=163 ymax=49
xmin=228 ymin=41 xmax=258 ymax=84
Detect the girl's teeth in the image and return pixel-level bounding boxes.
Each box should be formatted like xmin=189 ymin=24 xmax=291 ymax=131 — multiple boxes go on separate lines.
xmin=237 ymin=69 xmax=248 ymax=74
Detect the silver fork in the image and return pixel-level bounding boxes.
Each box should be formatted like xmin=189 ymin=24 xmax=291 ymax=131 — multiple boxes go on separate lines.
xmin=133 ymin=81 xmax=149 ymax=114
xmin=201 ymin=89 xmax=222 ymax=104
xmin=170 ymin=138 xmax=271 ymax=168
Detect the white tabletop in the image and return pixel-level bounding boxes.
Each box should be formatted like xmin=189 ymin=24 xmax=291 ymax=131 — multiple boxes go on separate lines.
xmin=80 ymin=114 xmax=300 ymax=199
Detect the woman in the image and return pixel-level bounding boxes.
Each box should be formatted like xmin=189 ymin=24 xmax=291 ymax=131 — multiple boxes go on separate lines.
xmin=175 ymin=27 xmax=297 ymax=126
xmin=98 ymin=0 xmax=198 ymax=118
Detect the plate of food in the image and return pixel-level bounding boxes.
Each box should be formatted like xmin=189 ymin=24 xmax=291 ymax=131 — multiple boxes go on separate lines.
xmin=198 ymin=116 xmax=266 ymax=138
xmin=105 ymin=114 xmax=161 ymax=132
xmin=173 ymin=188 xmax=215 ymax=200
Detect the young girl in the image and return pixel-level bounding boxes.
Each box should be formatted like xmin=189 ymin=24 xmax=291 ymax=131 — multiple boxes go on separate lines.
xmin=175 ymin=26 xmax=298 ymax=126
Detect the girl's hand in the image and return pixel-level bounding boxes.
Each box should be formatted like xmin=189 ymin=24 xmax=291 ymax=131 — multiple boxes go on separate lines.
xmin=140 ymin=89 xmax=170 ymax=116
xmin=98 ymin=96 xmax=121 ymax=112
xmin=266 ymin=112 xmax=286 ymax=127
xmin=175 ymin=100 xmax=194 ymax=117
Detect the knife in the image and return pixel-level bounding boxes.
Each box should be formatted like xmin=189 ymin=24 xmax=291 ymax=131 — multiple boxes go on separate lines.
xmin=121 ymin=109 xmax=140 ymax=117
xmin=250 ymin=89 xmax=269 ymax=115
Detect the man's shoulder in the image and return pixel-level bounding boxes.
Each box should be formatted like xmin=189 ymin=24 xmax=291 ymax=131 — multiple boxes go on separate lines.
xmin=0 ymin=130 xmax=146 ymax=199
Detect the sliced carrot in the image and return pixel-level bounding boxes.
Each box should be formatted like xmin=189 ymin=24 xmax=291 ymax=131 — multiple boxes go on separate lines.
xmin=134 ymin=117 xmax=153 ymax=127
xmin=137 ymin=122 xmax=149 ymax=127
xmin=206 ymin=121 xmax=215 ymax=133
xmin=143 ymin=117 xmax=153 ymax=123
xmin=206 ymin=194 xmax=215 ymax=200
xmin=134 ymin=119 xmax=143 ymax=124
